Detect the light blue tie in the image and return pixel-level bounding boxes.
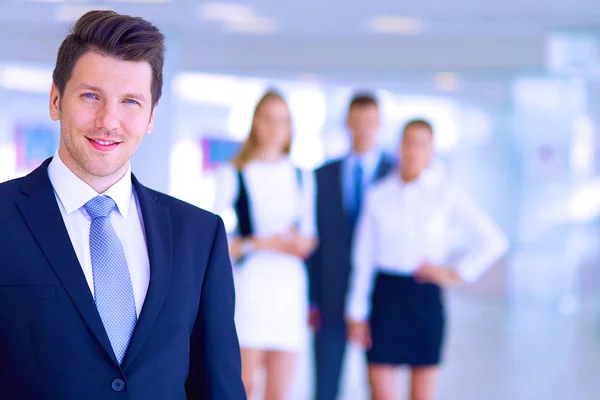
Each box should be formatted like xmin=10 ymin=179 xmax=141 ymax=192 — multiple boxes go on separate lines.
xmin=84 ymin=196 xmax=137 ymax=365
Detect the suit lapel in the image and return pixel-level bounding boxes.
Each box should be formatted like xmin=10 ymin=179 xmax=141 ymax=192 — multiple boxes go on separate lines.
xmin=122 ymin=177 xmax=172 ymax=370
xmin=375 ymin=156 xmax=395 ymax=181
xmin=16 ymin=159 xmax=117 ymax=364
xmin=329 ymin=160 xmax=353 ymax=238
xmin=331 ymin=160 xmax=345 ymax=218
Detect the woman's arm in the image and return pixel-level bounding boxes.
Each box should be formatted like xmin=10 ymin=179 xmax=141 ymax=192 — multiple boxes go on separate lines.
xmin=288 ymin=168 xmax=319 ymax=260
xmin=345 ymin=193 xmax=378 ymax=348
xmin=228 ymin=234 xmax=296 ymax=262
xmin=447 ymin=186 xmax=509 ymax=282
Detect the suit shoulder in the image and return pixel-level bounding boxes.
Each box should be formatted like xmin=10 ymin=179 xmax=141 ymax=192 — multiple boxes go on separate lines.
xmin=0 ymin=177 xmax=25 ymax=204
xmin=381 ymin=153 xmax=397 ymax=167
xmin=316 ymin=158 xmax=343 ymax=174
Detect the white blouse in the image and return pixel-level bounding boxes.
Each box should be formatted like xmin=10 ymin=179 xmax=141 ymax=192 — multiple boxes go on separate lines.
xmin=346 ymin=167 xmax=508 ymax=321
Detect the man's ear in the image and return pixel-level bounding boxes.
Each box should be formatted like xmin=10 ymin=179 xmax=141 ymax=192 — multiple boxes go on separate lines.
xmin=49 ymin=83 xmax=61 ymax=121
xmin=146 ymin=105 xmax=157 ymax=135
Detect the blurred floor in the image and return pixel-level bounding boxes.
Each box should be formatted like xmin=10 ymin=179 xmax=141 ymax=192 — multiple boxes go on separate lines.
xmin=251 ymin=283 xmax=600 ymax=399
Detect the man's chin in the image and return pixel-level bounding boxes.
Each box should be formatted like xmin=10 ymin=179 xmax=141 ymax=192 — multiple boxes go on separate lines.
xmin=84 ymin=162 xmax=126 ymax=180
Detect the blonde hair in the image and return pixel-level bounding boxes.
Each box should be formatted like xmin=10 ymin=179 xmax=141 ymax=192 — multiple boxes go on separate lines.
xmin=231 ymin=89 xmax=292 ymax=169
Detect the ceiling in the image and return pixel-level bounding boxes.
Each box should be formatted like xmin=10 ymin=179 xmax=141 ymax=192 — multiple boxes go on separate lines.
xmin=0 ymin=0 xmax=599 ymax=87
xmin=1 ymin=0 xmax=599 ymax=36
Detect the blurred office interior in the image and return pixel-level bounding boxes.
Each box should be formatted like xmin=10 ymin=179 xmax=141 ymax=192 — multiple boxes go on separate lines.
xmin=1 ymin=1 xmax=600 ymax=398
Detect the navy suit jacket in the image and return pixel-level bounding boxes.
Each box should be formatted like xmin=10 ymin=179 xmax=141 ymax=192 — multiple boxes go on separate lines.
xmin=0 ymin=159 xmax=246 ymax=399
xmin=308 ymin=155 xmax=394 ymax=326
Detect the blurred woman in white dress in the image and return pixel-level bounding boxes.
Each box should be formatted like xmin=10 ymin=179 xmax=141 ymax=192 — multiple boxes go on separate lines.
xmin=212 ymin=90 xmax=317 ymax=400
xmin=346 ymin=119 xmax=508 ymax=400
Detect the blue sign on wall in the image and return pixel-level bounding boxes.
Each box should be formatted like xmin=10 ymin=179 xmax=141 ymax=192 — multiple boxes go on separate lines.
xmin=15 ymin=123 xmax=59 ymax=170
xmin=200 ymin=137 xmax=241 ymax=170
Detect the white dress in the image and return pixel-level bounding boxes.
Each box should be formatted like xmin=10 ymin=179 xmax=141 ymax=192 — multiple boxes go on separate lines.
xmin=212 ymin=158 xmax=316 ymax=351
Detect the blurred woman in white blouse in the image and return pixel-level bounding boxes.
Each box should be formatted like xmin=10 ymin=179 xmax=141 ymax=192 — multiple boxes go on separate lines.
xmin=346 ymin=119 xmax=508 ymax=400
xmin=212 ymin=90 xmax=317 ymax=400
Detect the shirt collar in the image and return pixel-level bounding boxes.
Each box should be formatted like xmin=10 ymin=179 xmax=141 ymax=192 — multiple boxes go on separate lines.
xmin=47 ymin=152 xmax=133 ymax=218
xmin=348 ymin=148 xmax=381 ymax=173
xmin=395 ymin=160 xmax=446 ymax=189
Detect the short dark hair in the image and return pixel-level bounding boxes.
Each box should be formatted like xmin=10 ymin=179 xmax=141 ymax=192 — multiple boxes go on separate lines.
xmin=348 ymin=92 xmax=379 ymax=111
xmin=52 ymin=10 xmax=165 ymax=108
xmin=403 ymin=118 xmax=434 ymax=136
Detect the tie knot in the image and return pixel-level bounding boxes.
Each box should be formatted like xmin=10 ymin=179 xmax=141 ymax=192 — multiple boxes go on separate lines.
xmin=84 ymin=196 xmax=116 ymax=220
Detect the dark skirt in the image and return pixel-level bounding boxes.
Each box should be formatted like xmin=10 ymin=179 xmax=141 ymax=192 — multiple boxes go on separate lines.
xmin=367 ymin=272 xmax=445 ymax=367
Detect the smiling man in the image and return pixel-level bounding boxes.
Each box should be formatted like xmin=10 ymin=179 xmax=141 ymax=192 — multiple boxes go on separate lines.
xmin=0 ymin=10 xmax=245 ymax=399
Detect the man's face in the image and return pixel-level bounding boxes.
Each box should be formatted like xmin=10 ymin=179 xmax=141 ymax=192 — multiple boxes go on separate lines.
xmin=50 ymin=51 xmax=155 ymax=185
xmin=347 ymin=104 xmax=380 ymax=154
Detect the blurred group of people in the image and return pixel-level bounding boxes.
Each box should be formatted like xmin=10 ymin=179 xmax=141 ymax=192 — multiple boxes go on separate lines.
xmin=213 ymin=90 xmax=509 ymax=399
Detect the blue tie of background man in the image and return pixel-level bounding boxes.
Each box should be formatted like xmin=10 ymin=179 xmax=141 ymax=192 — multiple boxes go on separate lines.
xmin=350 ymin=160 xmax=364 ymax=229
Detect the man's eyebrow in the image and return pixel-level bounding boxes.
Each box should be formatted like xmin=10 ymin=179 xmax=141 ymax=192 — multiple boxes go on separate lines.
xmin=74 ymin=83 xmax=104 ymax=93
xmin=123 ymin=93 xmax=147 ymax=103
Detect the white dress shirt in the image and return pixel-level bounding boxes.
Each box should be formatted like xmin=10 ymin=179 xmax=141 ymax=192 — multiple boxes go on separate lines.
xmin=47 ymin=153 xmax=150 ymax=317
xmin=346 ymin=166 xmax=509 ymax=321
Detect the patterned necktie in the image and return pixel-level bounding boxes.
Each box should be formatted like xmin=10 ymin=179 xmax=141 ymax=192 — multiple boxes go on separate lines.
xmin=84 ymin=196 xmax=137 ymax=364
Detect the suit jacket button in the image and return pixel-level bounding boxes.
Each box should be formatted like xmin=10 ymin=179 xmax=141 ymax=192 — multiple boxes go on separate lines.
xmin=111 ymin=379 xmax=125 ymax=392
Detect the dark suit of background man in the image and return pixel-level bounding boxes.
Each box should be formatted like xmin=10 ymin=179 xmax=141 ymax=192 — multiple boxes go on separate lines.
xmin=308 ymin=93 xmax=394 ymax=400
xmin=0 ymin=10 xmax=246 ymax=399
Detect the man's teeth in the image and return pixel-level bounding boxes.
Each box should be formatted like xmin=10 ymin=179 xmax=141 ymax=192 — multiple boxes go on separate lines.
xmin=94 ymin=140 xmax=115 ymax=145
